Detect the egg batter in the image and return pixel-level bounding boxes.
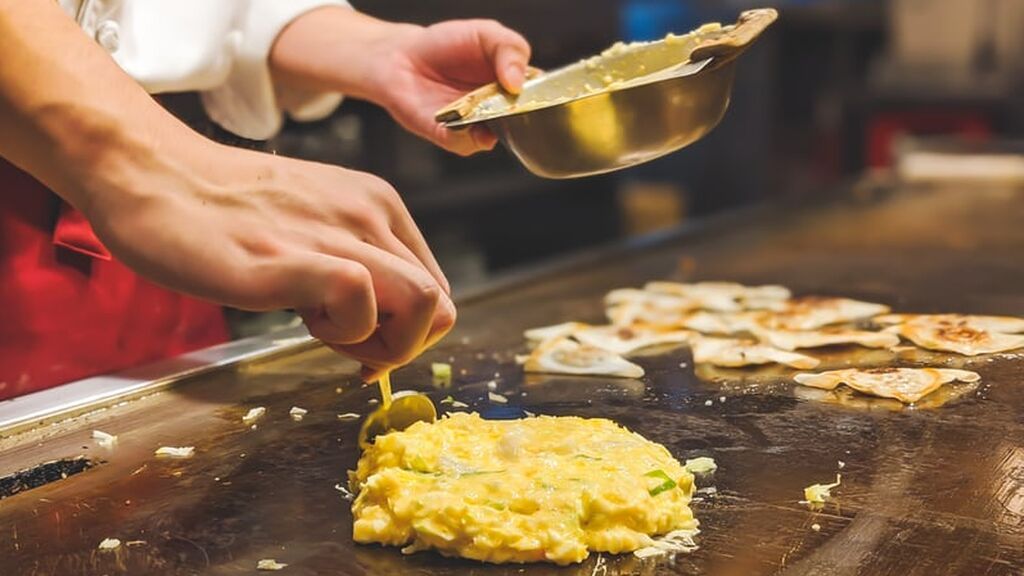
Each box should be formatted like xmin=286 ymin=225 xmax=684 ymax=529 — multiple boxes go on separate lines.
xmin=349 ymin=413 xmax=698 ymax=565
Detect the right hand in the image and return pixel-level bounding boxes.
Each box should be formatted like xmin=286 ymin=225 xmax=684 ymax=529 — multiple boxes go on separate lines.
xmin=82 ymin=137 xmax=455 ymax=378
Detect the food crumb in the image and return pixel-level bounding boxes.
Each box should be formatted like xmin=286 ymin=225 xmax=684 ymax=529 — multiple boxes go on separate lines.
xmin=97 ymin=538 xmax=121 ymax=551
xmin=684 ymin=457 xmax=718 ymax=474
xmin=432 ymin=363 xmax=453 ymax=387
xmin=718 ymin=396 xmax=726 ymax=403
xmin=337 ymin=412 xmax=360 ymax=422
xmin=838 ymin=460 xmax=846 ymax=469
xmin=242 ymin=407 xmax=266 ymax=425
xmin=92 ymin=430 xmax=117 ymax=449
xmin=257 ymin=558 xmax=288 ymax=571
xmin=488 ymin=391 xmax=508 ymax=404
xmin=803 ymin=474 xmax=842 ymax=505
xmin=289 ymin=406 xmax=308 ymax=421
xmin=811 ymin=523 xmax=821 ymax=532
xmin=487 ymin=380 xmax=498 ymax=390
xmin=704 ymin=399 xmax=714 ymax=406
xmin=154 ymin=446 xmax=194 ymax=458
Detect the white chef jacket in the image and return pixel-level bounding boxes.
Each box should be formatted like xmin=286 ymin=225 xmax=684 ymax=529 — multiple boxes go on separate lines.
xmin=58 ymin=0 xmax=350 ymax=140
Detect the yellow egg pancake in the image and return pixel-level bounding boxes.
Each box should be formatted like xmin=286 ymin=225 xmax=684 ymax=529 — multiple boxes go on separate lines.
xmin=349 ymin=413 xmax=697 ymax=565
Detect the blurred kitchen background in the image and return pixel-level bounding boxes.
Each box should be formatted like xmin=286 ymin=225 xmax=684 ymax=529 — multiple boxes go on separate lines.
xmin=176 ymin=0 xmax=1024 ymax=336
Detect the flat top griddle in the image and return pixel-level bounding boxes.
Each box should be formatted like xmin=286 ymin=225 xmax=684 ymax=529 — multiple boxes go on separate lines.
xmin=1 ymin=182 xmax=1023 ymax=576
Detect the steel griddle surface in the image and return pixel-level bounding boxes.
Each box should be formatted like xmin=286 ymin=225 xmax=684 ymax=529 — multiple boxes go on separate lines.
xmin=1 ymin=184 xmax=1023 ymax=575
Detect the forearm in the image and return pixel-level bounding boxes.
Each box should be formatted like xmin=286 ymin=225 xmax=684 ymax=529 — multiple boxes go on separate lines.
xmin=269 ymin=6 xmax=417 ymax=106
xmin=0 ymin=0 xmax=208 ymax=216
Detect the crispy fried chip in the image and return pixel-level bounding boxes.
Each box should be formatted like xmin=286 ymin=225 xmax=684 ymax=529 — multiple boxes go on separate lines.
xmin=793 ymin=367 xmax=981 ymax=403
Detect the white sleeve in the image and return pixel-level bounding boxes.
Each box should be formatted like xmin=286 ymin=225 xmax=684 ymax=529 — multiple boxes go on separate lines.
xmin=201 ymin=0 xmax=351 ymax=140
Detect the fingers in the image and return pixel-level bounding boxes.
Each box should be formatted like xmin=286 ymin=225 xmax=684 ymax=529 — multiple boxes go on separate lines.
xmin=473 ymin=20 xmax=531 ymax=94
xmin=297 ymin=257 xmax=377 ymax=345
xmin=366 ymin=184 xmax=452 ymax=295
xmin=357 ymin=301 xmax=457 ymax=382
xmin=332 ymin=243 xmax=456 ymax=370
xmin=242 ymin=252 xmax=377 ymax=345
xmin=430 ymin=123 xmax=497 ymax=157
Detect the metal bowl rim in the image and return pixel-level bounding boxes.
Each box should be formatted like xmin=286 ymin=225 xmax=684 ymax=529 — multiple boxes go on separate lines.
xmin=444 ymin=57 xmax=717 ymax=129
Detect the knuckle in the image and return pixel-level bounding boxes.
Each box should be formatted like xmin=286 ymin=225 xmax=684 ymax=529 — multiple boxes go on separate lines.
xmin=408 ymin=279 xmax=442 ymax=311
xmin=343 ymin=204 xmax=378 ymax=233
xmin=232 ymin=259 xmax=285 ymax=311
xmin=334 ymin=260 xmax=373 ymax=293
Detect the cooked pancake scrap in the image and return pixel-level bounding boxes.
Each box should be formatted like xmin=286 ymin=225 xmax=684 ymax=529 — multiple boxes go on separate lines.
xmin=644 ymin=281 xmax=791 ymax=312
xmin=523 ymin=322 xmax=690 ymax=356
xmin=350 ymin=413 xmax=698 ymax=565
xmin=605 ymin=287 xmax=697 ymax=308
xmin=879 ymin=314 xmax=1024 ymax=356
xmin=573 ymin=325 xmax=692 ymax=355
xmin=762 ymin=297 xmax=891 ymax=331
xmin=523 ymin=321 xmax=589 ymax=343
xmin=794 ymin=367 xmax=981 ymax=404
xmin=680 ymin=310 xmax=762 ymax=335
xmin=524 ymin=336 xmax=645 ymax=378
xmin=874 ymin=313 xmax=1024 ymax=334
xmin=606 ymin=300 xmax=691 ymax=328
xmin=689 ymin=335 xmax=820 ymax=369
xmin=751 ymin=326 xmax=900 ymax=351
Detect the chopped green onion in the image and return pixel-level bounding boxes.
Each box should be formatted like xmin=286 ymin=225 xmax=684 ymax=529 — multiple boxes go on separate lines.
xmin=460 ymin=469 xmax=506 ymax=477
xmin=574 ymin=454 xmax=603 ymax=461
xmin=440 ymin=395 xmax=455 ymax=405
xmin=432 ymin=363 xmax=453 ymax=387
xmin=485 ymin=501 xmax=507 ymax=511
xmin=645 ymin=469 xmax=677 ymax=496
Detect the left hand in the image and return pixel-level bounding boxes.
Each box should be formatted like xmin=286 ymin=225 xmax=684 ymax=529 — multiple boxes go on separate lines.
xmin=370 ymin=20 xmax=531 ymax=156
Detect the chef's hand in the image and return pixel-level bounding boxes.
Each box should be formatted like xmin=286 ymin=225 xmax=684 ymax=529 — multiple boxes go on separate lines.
xmin=271 ymin=10 xmax=531 ymax=156
xmin=370 ymin=20 xmax=531 ymax=156
xmin=80 ymin=140 xmax=455 ymax=377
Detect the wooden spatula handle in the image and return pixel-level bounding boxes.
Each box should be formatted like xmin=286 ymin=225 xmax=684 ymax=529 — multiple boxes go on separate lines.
xmin=434 ymin=67 xmax=543 ymax=124
xmin=690 ymin=8 xmax=778 ymax=64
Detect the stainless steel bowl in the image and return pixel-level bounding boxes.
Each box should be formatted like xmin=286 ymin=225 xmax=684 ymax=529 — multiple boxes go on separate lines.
xmin=436 ymin=9 xmax=777 ymax=179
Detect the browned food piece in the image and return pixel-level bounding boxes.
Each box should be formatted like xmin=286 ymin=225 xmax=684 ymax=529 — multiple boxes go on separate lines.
xmin=689 ymin=335 xmax=820 ymax=369
xmin=524 ymin=336 xmax=645 ymax=378
xmin=573 ymin=325 xmax=692 ymax=355
xmin=874 ymin=313 xmax=1024 ymax=334
xmin=761 ymin=297 xmax=891 ymax=331
xmin=643 ymin=281 xmax=791 ymax=312
xmin=794 ymin=367 xmax=981 ymax=404
xmin=751 ymin=326 xmax=900 ymax=351
xmin=883 ymin=316 xmax=1024 ymax=356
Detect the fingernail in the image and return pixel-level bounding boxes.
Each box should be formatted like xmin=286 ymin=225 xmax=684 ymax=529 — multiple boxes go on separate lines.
xmin=505 ymin=64 xmax=525 ymax=93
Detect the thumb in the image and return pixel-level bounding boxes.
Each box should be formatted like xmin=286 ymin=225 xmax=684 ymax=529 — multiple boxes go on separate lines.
xmin=474 ymin=21 xmax=531 ymax=94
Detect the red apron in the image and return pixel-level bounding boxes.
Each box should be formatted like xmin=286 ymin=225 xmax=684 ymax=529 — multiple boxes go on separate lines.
xmin=0 ymin=158 xmax=228 ymax=401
